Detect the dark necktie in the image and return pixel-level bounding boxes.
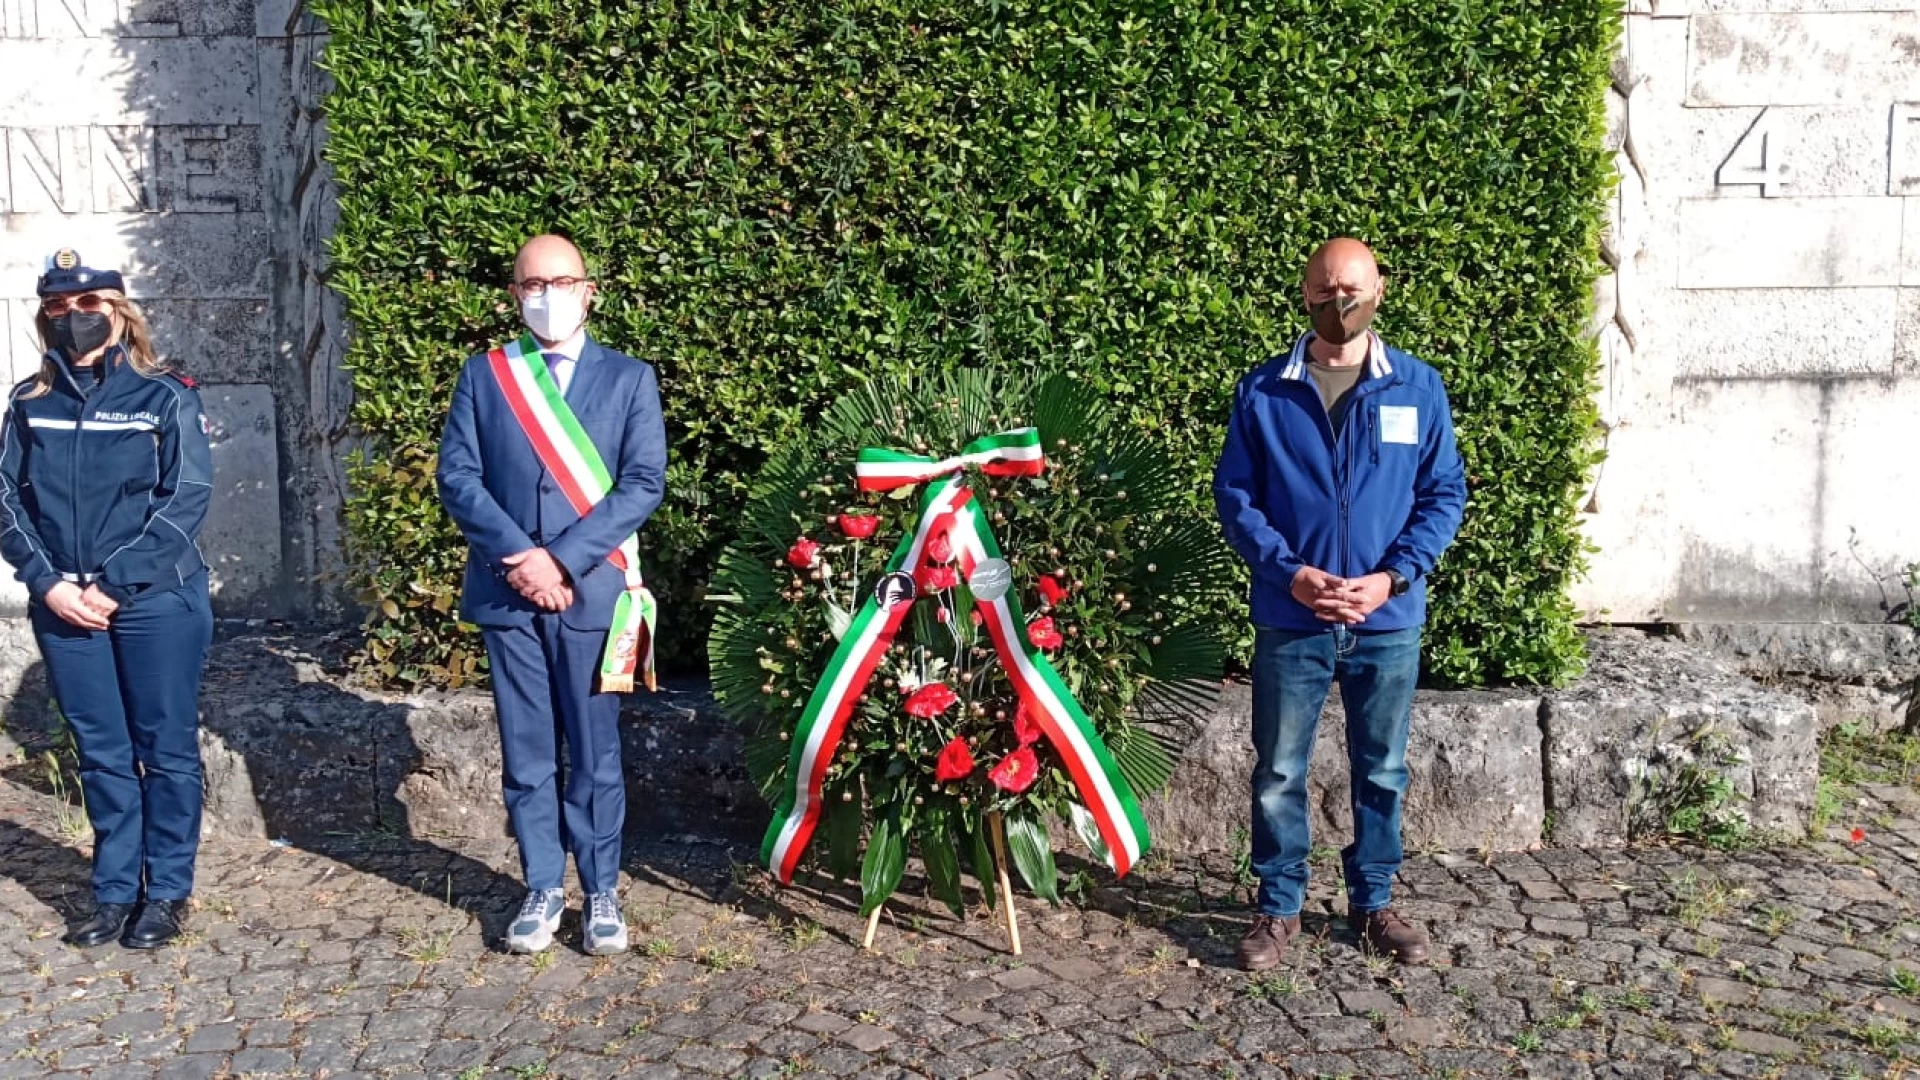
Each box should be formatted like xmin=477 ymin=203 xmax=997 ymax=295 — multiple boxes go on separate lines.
xmin=543 ymin=351 xmax=575 ymax=397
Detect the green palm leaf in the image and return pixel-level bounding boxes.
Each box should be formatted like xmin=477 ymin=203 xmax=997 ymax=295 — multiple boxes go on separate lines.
xmin=1110 ymin=722 xmax=1181 ymax=796
xmin=1004 ymin=809 xmax=1060 ymax=905
xmin=860 ymin=811 xmax=906 ymax=918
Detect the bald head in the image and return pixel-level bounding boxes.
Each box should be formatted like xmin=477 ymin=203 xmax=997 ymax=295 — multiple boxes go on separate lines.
xmin=513 ymin=234 xmax=588 ymax=284
xmin=1304 ymin=238 xmax=1380 ymax=297
xmin=1302 ymin=238 xmax=1384 ymax=357
xmin=509 ymin=234 xmax=597 ymax=345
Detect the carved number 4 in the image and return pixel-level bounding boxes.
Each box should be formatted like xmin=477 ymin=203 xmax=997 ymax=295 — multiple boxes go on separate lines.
xmin=1716 ymin=107 xmax=1787 ymax=197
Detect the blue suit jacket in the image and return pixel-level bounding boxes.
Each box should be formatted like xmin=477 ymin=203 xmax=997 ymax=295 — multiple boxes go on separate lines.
xmin=436 ymin=336 xmax=667 ymax=631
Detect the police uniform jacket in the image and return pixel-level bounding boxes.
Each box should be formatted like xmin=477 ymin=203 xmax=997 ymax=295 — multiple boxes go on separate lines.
xmin=0 ymin=347 xmax=212 ymax=606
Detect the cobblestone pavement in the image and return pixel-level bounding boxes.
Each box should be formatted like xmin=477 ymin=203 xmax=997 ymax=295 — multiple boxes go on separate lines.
xmin=2 ymin=775 xmax=1917 ymax=1080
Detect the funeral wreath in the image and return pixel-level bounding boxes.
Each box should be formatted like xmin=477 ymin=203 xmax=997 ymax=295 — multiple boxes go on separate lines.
xmin=710 ymin=371 xmax=1237 ymax=917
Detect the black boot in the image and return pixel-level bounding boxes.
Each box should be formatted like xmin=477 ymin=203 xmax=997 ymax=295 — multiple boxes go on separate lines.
xmin=122 ymin=899 xmax=189 ymax=949
xmin=64 ymin=902 xmax=135 ymax=947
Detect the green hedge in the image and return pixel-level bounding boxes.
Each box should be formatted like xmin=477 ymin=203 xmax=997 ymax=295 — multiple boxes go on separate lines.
xmin=318 ymin=0 xmax=1614 ymax=689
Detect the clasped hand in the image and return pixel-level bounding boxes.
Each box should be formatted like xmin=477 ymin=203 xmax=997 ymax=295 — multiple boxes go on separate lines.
xmin=503 ymin=548 xmax=573 ymax=612
xmin=1290 ymin=567 xmax=1391 ymax=625
xmin=45 ymin=581 xmax=119 ymax=630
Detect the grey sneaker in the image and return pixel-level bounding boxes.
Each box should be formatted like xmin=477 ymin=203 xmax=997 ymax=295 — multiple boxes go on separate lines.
xmin=505 ymin=888 xmax=566 ymax=954
xmin=584 ymin=892 xmax=627 ymax=956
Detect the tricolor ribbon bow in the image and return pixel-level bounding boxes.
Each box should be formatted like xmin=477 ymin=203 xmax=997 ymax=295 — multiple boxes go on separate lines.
xmin=761 ymin=428 xmax=1152 ymax=883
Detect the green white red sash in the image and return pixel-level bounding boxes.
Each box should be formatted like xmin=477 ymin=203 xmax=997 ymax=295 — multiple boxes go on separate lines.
xmin=761 ymin=428 xmax=1149 ymax=882
xmin=486 ymin=333 xmax=656 ymax=693
xmin=945 ymin=493 xmax=1148 ymax=874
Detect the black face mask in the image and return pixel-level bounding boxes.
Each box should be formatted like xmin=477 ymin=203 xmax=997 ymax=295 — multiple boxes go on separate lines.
xmin=53 ymin=312 xmax=113 ymax=360
xmin=1309 ymin=292 xmax=1379 ymax=346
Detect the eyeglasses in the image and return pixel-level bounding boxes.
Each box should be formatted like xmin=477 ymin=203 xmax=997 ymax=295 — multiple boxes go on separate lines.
xmin=512 ymin=276 xmax=590 ymax=297
xmin=40 ymin=293 xmax=113 ymax=317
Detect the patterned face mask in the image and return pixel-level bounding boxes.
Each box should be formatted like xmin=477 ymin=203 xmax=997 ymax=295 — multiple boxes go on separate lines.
xmin=1310 ymin=291 xmax=1377 ymax=345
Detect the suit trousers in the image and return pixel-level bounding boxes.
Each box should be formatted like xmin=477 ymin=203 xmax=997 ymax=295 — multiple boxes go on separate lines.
xmin=482 ymin=615 xmax=626 ymax=894
xmin=32 ymin=572 xmax=213 ymax=904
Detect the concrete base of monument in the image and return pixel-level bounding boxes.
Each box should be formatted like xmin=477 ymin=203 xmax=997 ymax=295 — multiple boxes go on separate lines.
xmin=0 ymin=628 xmax=764 ymax=848
xmin=0 ymin=625 xmax=1823 ymax=854
xmin=1147 ymin=629 xmax=1818 ymax=857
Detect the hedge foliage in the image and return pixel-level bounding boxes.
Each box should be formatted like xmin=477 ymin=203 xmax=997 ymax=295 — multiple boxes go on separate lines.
xmin=318 ymin=0 xmax=1614 ymax=689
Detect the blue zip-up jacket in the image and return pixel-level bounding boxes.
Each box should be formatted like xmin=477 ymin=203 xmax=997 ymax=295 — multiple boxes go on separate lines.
xmin=0 ymin=347 xmax=211 ymax=606
xmin=1213 ymin=332 xmax=1467 ymax=633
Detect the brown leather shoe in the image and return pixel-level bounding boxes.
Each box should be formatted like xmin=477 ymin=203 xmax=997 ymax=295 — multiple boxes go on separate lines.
xmin=1237 ymin=913 xmax=1301 ymax=971
xmin=1350 ymin=907 xmax=1429 ymax=964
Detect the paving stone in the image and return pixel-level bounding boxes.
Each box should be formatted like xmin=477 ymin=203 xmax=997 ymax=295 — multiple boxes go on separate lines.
xmin=151 ymin=1056 xmax=227 ymax=1080
xmin=81 ymin=1066 xmax=156 ymax=1080
xmin=547 ymin=1051 xmax=621 ymax=1079
xmin=421 ymin=1040 xmax=489 ymax=1070
xmin=2 ymin=772 xmax=1918 ymax=1080
xmin=356 ymin=1039 xmax=428 ymax=1070
xmin=837 ymin=1023 xmax=897 ymax=1052
xmin=1532 ymin=916 xmax=1592 ymax=937
xmin=670 ymin=1044 xmax=748 ymax=1075
xmin=791 ymin=1011 xmax=853 ymax=1035
xmin=180 ymin=1024 xmax=241 ymax=1054
xmin=100 ymin=1012 xmax=168 ymax=1037
xmin=1385 ymin=1015 xmax=1450 ymax=1047
xmin=53 ymin=1043 xmax=128 ymax=1069
xmin=990 ymin=965 xmax=1051 ymax=990
xmin=1043 ymin=956 xmax=1106 ymax=982
xmin=1696 ymin=977 xmax=1755 ymax=1006
xmin=1728 ymin=1028 xmax=1803 ymax=1057
xmin=227 ymin=1047 xmax=296 ymax=1073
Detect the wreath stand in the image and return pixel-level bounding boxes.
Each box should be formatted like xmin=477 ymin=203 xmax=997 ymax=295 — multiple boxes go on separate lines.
xmin=863 ymin=812 xmax=1022 ymax=956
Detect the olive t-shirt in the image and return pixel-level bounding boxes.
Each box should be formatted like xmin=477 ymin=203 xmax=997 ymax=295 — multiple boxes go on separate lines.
xmin=1306 ymin=360 xmax=1364 ymax=434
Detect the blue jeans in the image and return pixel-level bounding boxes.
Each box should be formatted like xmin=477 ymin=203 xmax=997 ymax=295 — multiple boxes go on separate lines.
xmin=1249 ymin=623 xmax=1420 ymax=917
xmin=32 ymin=572 xmax=213 ymax=904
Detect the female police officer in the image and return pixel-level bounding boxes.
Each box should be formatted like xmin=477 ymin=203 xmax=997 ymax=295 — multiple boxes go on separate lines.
xmin=0 ymin=250 xmax=214 ymax=949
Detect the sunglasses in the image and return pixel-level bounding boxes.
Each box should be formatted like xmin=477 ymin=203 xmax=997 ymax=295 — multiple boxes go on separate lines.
xmin=40 ymin=293 xmax=114 ymax=318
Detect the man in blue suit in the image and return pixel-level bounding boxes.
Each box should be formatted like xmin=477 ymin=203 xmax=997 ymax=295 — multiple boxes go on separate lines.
xmin=438 ymin=234 xmax=667 ymax=955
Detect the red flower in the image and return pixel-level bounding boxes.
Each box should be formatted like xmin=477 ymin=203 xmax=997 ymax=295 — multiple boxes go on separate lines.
xmin=1012 ymin=701 xmax=1043 ymax=746
xmin=926 ymin=531 xmax=955 ymax=564
xmin=1037 ymin=574 xmax=1067 ymax=607
xmin=934 ymin=737 xmax=974 ymax=782
xmin=838 ymin=513 xmax=879 ymax=540
xmin=786 ymin=536 xmax=820 ymax=569
xmin=1026 ymin=616 xmax=1063 ymax=650
xmin=988 ymin=746 xmax=1040 ymax=794
xmin=904 ymin=682 xmax=958 ymax=718
xmin=921 ymin=565 xmax=960 ymax=592
xmin=1849 ymin=827 xmax=1866 ymax=843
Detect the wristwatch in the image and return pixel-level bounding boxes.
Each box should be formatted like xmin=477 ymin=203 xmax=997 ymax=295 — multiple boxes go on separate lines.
xmin=1383 ymin=569 xmax=1411 ymax=597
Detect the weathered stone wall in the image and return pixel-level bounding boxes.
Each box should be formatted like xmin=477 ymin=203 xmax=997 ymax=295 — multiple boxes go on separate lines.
xmin=1579 ymin=0 xmax=1920 ymax=626
xmin=1675 ymin=621 xmax=1919 ymax=733
xmin=0 ymin=0 xmax=348 ymax=619
xmin=0 ymin=630 xmax=1818 ymax=855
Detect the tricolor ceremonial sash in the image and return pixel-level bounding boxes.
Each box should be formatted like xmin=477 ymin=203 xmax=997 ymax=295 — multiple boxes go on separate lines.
xmin=761 ymin=428 xmax=1150 ymax=882
xmin=486 ymin=334 xmax=657 ymax=693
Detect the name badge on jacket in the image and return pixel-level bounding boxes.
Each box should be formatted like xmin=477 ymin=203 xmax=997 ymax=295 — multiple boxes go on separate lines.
xmin=1380 ymin=405 xmax=1419 ymax=445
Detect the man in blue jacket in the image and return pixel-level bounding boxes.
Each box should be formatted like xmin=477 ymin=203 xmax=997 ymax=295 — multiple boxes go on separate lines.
xmin=1214 ymin=238 xmax=1466 ymax=969
xmin=438 ymin=234 xmax=667 ymax=955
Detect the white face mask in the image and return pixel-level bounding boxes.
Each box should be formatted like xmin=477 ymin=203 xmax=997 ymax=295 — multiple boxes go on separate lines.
xmin=520 ymin=285 xmax=588 ymax=342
